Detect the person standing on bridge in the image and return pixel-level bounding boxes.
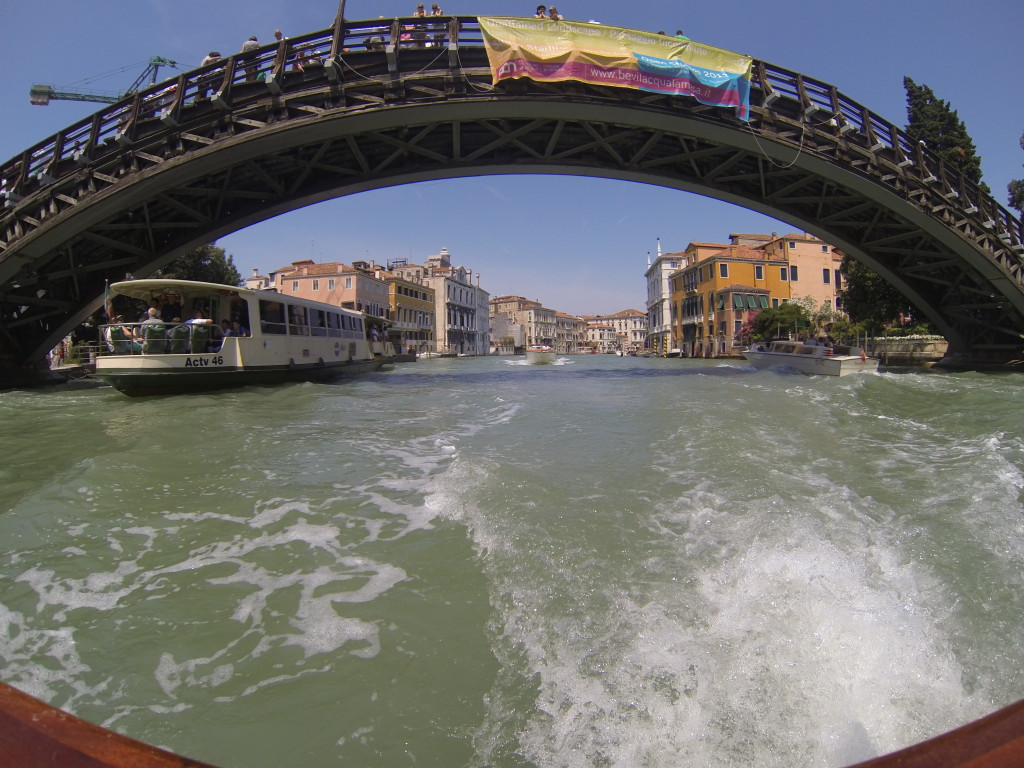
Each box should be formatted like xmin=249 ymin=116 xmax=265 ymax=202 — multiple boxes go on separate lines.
xmin=548 ymin=6 xmax=562 ymax=20
xmin=431 ymin=4 xmax=446 ymax=47
xmin=535 ymin=5 xmax=547 ymax=19
xmin=240 ymin=35 xmax=260 ymax=82
xmin=412 ymin=4 xmax=428 ymax=47
xmin=197 ymin=51 xmax=222 ymax=100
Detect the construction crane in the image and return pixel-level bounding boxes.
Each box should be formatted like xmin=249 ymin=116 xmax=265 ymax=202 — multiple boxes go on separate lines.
xmin=29 ymin=57 xmax=179 ymax=106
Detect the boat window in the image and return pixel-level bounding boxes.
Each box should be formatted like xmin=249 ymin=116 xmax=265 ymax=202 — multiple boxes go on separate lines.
xmin=288 ymin=305 xmax=310 ymax=335
xmin=326 ymin=312 xmax=342 ymax=337
xmin=259 ymin=300 xmax=287 ymax=335
xmin=231 ymin=298 xmax=251 ymax=327
xmin=799 ymin=347 xmax=816 ymax=355
xmin=311 ymin=309 xmax=329 ymax=336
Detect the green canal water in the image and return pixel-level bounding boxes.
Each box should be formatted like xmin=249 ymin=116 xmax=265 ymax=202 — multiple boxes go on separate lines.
xmin=1 ymin=355 xmax=1022 ymax=767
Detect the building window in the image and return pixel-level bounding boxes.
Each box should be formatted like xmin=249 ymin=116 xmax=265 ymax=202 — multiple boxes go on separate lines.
xmin=834 ymin=271 xmax=842 ymax=290
xmin=754 ymin=264 xmax=763 ymax=280
xmin=345 ymin=277 xmax=353 ymax=290
xmin=719 ymin=262 xmax=729 ymax=279
xmin=312 ymin=279 xmax=319 ymax=291
xmin=790 ymin=265 xmax=799 ymax=281
xmin=788 ymin=241 xmax=797 ymax=249
xmin=772 ymin=298 xmax=779 ymax=308
xmin=780 ymin=267 xmax=788 ymax=281
xmin=822 ymin=269 xmax=830 ymax=284
xmin=821 ymin=245 xmax=830 ymax=253
xmin=292 ymin=281 xmax=299 ymax=292
xmin=328 ymin=279 xmax=335 ymax=291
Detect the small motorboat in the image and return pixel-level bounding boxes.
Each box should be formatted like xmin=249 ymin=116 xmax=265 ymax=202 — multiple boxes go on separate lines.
xmin=743 ymin=339 xmax=879 ymax=376
xmin=525 ymin=344 xmax=557 ymax=364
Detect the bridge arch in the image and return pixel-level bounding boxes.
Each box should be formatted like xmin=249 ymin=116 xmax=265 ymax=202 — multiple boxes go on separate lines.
xmin=1 ymin=16 xmax=1021 ymax=372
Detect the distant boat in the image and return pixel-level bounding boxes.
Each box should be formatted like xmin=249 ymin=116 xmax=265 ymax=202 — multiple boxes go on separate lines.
xmin=742 ymin=339 xmax=879 ymax=376
xmin=525 ymin=344 xmax=556 ymax=364
xmin=94 ymin=279 xmax=389 ymax=396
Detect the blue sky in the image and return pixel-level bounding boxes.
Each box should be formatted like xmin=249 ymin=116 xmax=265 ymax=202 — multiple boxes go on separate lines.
xmin=2 ymin=1 xmax=1021 ymax=316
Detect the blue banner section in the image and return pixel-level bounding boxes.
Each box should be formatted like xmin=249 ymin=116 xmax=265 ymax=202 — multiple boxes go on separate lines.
xmin=635 ymin=53 xmax=750 ymax=120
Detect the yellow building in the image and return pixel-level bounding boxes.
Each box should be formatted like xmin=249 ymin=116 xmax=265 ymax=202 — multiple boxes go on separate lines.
xmin=672 ymin=246 xmax=782 ymax=357
xmin=668 ymin=233 xmax=845 ymax=357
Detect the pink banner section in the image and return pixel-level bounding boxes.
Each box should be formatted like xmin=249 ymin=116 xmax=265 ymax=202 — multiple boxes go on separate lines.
xmin=495 ymin=59 xmax=746 ymax=110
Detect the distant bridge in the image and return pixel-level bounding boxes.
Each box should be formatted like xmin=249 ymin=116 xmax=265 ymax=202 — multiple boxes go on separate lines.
xmin=1 ymin=15 xmax=1022 ymax=376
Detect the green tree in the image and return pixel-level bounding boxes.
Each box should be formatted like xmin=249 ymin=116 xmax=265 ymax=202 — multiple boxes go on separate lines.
xmin=837 ymin=80 xmax=985 ymax=333
xmin=750 ymin=301 xmax=811 ymax=340
xmin=1010 ymin=130 xmax=1024 ymax=216
xmin=904 ymin=77 xmax=988 ymax=192
xmin=837 ymin=255 xmax=911 ymax=327
xmin=154 ymin=244 xmax=242 ymax=286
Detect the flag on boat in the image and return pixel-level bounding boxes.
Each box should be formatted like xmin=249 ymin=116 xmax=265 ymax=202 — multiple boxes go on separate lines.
xmin=478 ymin=17 xmax=752 ymax=120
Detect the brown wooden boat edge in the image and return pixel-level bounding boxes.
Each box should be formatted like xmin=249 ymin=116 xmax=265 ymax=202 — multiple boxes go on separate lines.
xmin=846 ymin=698 xmax=1024 ymax=768
xmin=0 ymin=681 xmax=220 ymax=768
xmin=2 ymin=681 xmax=1023 ymax=767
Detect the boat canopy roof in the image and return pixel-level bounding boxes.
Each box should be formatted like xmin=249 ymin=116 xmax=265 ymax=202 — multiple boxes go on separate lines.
xmin=110 ymin=279 xmax=248 ymax=303
xmin=109 ymin=278 xmax=366 ymax=318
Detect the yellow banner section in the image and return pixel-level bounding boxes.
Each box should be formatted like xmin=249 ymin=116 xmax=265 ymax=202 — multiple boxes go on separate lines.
xmin=479 ymin=17 xmax=753 ymax=118
xmin=479 ymin=17 xmax=751 ymax=80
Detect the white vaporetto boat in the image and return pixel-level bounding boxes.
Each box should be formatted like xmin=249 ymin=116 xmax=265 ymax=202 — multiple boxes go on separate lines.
xmin=742 ymin=339 xmax=879 ymax=376
xmin=525 ymin=345 xmax=556 ymax=364
xmin=94 ymin=279 xmax=389 ymax=396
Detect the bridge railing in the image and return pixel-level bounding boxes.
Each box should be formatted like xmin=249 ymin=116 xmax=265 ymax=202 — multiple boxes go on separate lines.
xmin=1 ymin=16 xmax=1020 ymax=254
xmin=753 ymin=62 xmax=1021 ymax=253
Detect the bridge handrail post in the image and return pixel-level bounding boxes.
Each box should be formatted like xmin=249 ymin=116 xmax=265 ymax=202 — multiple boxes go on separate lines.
xmin=447 ymin=16 xmax=462 ymax=72
xmin=211 ymin=55 xmax=238 ymax=110
xmin=753 ymin=61 xmax=777 ymax=109
xmin=157 ymin=73 xmax=187 ymax=126
xmin=114 ymin=92 xmax=143 ymax=145
xmin=271 ymin=38 xmax=290 ymax=79
xmin=329 ymin=13 xmax=347 ymax=59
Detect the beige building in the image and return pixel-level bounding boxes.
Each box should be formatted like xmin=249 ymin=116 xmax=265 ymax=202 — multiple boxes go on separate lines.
xmin=372 ymin=264 xmax=436 ymax=353
xmin=488 ymin=295 xmax=558 ymax=350
xmin=271 ymin=259 xmax=390 ymax=319
xmin=585 ymin=322 xmax=617 ymax=353
xmin=554 ymin=312 xmax=587 ymax=354
xmin=645 ymin=243 xmax=686 ymax=356
xmin=582 ymin=309 xmax=648 ymax=353
xmin=393 ymin=248 xmax=490 ymax=356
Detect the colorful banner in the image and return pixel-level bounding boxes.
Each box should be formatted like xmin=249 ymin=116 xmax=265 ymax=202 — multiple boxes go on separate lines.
xmin=479 ymin=17 xmax=752 ymax=120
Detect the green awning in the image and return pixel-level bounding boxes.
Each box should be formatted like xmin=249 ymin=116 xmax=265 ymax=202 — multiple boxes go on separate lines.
xmin=732 ymin=294 xmax=743 ymax=309
xmin=746 ymin=295 xmax=758 ymax=309
xmin=758 ymin=295 xmax=769 ymax=308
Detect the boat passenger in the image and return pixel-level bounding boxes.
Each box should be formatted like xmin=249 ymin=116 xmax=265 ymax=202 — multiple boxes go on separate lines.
xmin=160 ymin=294 xmax=183 ymax=322
xmin=231 ymin=320 xmax=249 ymax=337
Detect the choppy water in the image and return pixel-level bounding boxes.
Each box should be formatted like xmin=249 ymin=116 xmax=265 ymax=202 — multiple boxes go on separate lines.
xmin=1 ymin=355 xmax=1022 ymax=767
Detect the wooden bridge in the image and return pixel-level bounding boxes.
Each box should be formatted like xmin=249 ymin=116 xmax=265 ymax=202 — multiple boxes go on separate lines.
xmin=1 ymin=15 xmax=1022 ymax=376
